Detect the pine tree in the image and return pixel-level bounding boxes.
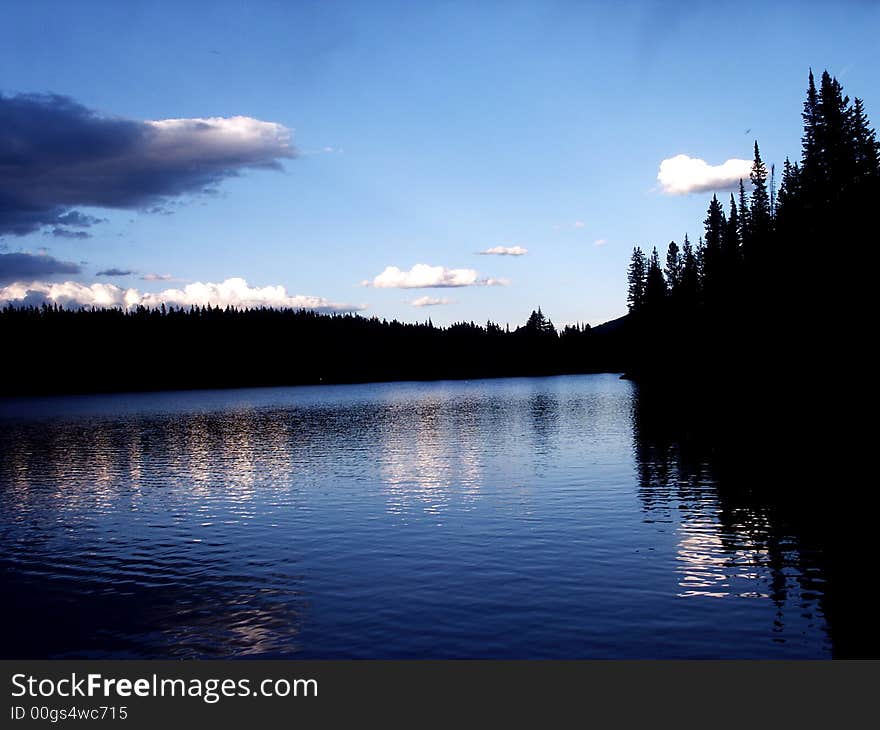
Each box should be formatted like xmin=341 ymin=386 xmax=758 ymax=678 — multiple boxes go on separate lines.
xmin=644 ymin=247 xmax=667 ymax=309
xmin=851 ymin=97 xmax=880 ymax=183
xmin=627 ymin=247 xmax=648 ymax=312
xmin=724 ymin=194 xmax=740 ymax=255
xmin=721 ymin=193 xmax=741 ymax=283
xmin=680 ymin=234 xmax=699 ymax=304
xmin=747 ymin=142 xmax=772 ymax=266
xmin=776 ymin=158 xmax=794 ymax=215
xmin=816 ymin=70 xmax=854 ymax=205
xmin=737 ymin=178 xmax=750 ymax=246
xmin=801 ymin=68 xmax=820 ymax=190
xmin=770 ymin=163 xmax=776 ymax=217
xmin=664 ymin=241 xmax=682 ymax=293
xmin=696 ymin=236 xmax=707 ymax=288
xmin=525 ymin=307 xmax=552 ymax=335
xmin=702 ymin=194 xmax=726 ymax=296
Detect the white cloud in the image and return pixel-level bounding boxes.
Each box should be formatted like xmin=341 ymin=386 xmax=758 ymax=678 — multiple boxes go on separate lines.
xmin=573 ymin=220 xmax=586 ymax=228
xmin=479 ymin=245 xmax=528 ymax=256
xmin=363 ymin=264 xmax=508 ymax=289
xmin=657 ymin=154 xmax=752 ymax=195
xmin=594 ymin=239 xmax=607 ymax=247
xmin=410 ymin=296 xmax=453 ymax=307
xmin=141 ymin=273 xmax=176 ymax=281
xmin=0 ymin=281 xmax=140 ymax=309
xmin=143 ymin=116 xmax=294 ymax=167
xmin=0 ymin=277 xmax=362 ymax=313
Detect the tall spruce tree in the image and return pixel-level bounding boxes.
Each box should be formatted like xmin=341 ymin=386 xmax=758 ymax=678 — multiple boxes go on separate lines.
xmin=680 ymin=234 xmax=700 ymax=305
xmin=644 ymin=247 xmax=667 ymax=310
xmin=664 ymin=241 xmax=683 ymax=293
xmin=721 ymin=194 xmax=741 ymax=284
xmin=702 ymin=194 xmax=726 ymax=297
xmin=816 ymin=70 xmax=854 ymax=206
xmin=737 ymin=178 xmax=750 ymax=247
xmin=747 ymin=142 xmax=772 ymax=267
xmin=801 ymin=68 xmax=820 ymax=198
xmin=627 ymin=247 xmax=648 ymax=312
xmin=724 ymin=194 xmax=740 ymax=254
xmin=696 ymin=236 xmax=707 ymax=290
xmin=851 ymin=97 xmax=880 ymax=183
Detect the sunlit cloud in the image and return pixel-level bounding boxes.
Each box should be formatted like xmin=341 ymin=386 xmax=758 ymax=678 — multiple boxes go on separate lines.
xmin=657 ymin=154 xmax=752 ymax=195
xmin=0 ymin=277 xmax=362 ymax=313
xmin=410 ymin=296 xmax=453 ymax=307
xmin=479 ymin=245 xmax=528 ymax=256
xmin=594 ymin=239 xmax=607 ymax=247
xmin=362 ymin=264 xmax=508 ymax=289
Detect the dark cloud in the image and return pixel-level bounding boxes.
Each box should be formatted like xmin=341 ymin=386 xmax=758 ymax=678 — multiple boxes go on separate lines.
xmin=96 ymin=268 xmax=135 ymax=277
xmin=0 ymin=252 xmax=81 ymax=284
xmin=51 ymin=228 xmax=91 ymax=239
xmin=57 ymin=211 xmax=107 ymax=228
xmin=0 ymin=93 xmax=295 ymax=237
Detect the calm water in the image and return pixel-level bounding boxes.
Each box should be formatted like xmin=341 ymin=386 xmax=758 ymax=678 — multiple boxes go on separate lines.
xmin=0 ymin=374 xmax=831 ymax=658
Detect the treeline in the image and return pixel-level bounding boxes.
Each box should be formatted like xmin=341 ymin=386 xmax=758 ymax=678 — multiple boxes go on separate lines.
xmin=0 ymin=303 xmax=627 ymax=396
xmin=624 ymin=69 xmax=878 ymax=383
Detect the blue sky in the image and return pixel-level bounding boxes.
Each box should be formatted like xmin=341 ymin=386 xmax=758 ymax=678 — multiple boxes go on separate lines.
xmin=1 ymin=0 xmax=878 ymax=326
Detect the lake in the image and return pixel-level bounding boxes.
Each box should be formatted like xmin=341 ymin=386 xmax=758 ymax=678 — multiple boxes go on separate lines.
xmin=0 ymin=374 xmax=832 ymax=658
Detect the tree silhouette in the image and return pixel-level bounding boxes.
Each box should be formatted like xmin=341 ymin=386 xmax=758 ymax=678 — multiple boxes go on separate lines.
xmin=627 ymin=247 xmax=648 ymax=312
xmin=664 ymin=241 xmax=682 ymax=293
xmin=701 ymin=194 xmax=726 ymax=298
xmin=644 ymin=247 xmax=667 ymax=309
xmin=679 ymin=234 xmax=700 ymax=305
xmin=617 ymin=67 xmax=878 ymax=382
xmin=747 ymin=142 xmax=772 ymax=265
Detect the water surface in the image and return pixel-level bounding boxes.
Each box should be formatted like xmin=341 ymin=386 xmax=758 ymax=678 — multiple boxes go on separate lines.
xmin=0 ymin=375 xmax=830 ymax=658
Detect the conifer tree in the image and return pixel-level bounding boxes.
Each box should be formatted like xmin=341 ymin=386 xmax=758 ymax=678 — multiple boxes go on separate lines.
xmin=627 ymin=247 xmax=648 ymax=312
xmin=723 ymin=194 xmax=740 ymax=259
xmin=851 ymin=97 xmax=880 ymax=183
xmin=776 ymin=158 xmax=794 ymax=215
xmin=737 ymin=179 xmax=750 ymax=247
xmin=801 ymin=68 xmax=820 ymax=194
xmin=696 ymin=236 xmax=707 ymax=289
xmin=721 ymin=194 xmax=741 ymax=288
xmin=747 ymin=142 xmax=772 ymax=268
xmin=525 ymin=307 xmax=551 ymax=335
xmin=816 ymin=71 xmax=854 ymax=205
xmin=664 ymin=241 xmax=682 ymax=293
xmin=680 ymin=234 xmax=699 ymax=304
xmin=702 ymin=194 xmax=726 ymax=295
xmin=644 ymin=247 xmax=667 ymax=310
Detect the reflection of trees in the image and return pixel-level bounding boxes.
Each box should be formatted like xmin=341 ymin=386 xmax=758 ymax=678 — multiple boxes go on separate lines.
xmin=527 ymin=390 xmax=560 ymax=455
xmin=378 ymin=395 xmax=485 ymax=516
xmin=374 ymin=381 xmax=570 ymax=518
xmin=0 ymin=407 xmax=317 ymax=658
xmin=631 ymin=383 xmax=831 ymax=644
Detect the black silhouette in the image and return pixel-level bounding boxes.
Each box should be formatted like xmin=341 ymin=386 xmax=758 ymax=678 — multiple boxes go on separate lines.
xmin=622 ymin=69 xmax=877 ymax=387
xmin=0 ymin=304 xmax=627 ymax=396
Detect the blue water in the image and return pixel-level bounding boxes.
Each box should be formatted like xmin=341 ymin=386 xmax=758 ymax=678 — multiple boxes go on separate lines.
xmin=0 ymin=374 xmax=830 ymax=658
